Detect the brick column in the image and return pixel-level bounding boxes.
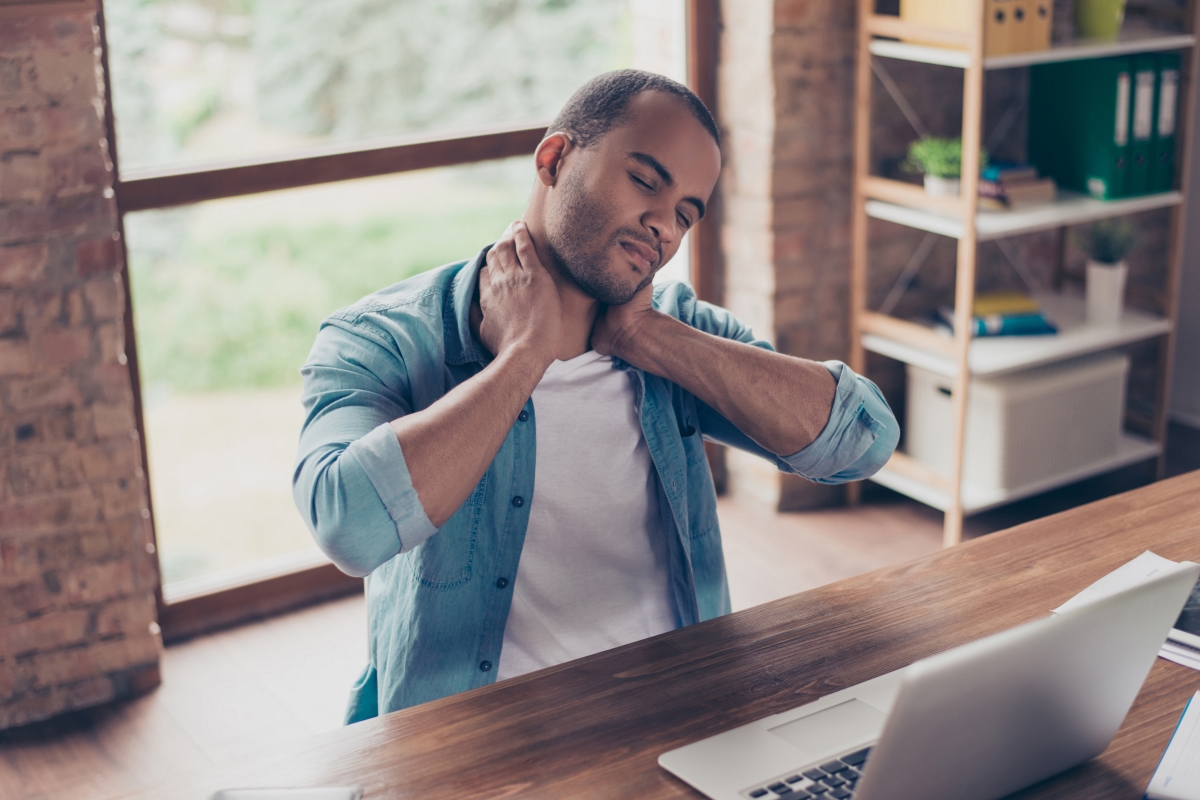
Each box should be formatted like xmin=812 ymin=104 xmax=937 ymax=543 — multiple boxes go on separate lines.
xmin=0 ymin=4 xmax=161 ymax=730
xmin=718 ymin=0 xmax=856 ymax=511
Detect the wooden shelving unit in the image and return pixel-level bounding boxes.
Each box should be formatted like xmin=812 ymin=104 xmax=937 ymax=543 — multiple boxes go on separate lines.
xmin=850 ymin=1 xmax=1197 ymax=546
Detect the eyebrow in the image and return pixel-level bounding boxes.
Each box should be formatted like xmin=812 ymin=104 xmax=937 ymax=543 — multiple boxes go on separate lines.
xmin=628 ymin=151 xmax=706 ymax=220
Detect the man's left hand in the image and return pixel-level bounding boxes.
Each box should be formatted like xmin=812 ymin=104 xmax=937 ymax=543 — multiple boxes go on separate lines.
xmin=591 ymin=282 xmax=658 ymax=360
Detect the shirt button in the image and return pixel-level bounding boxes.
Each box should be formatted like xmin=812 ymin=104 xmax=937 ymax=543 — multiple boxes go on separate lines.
xmin=479 ymin=660 xmax=492 ymax=672
xmin=496 ymin=577 xmax=509 ymax=589
xmin=518 ymin=410 xmax=529 ymax=422
xmin=511 ymin=496 xmax=524 ymax=508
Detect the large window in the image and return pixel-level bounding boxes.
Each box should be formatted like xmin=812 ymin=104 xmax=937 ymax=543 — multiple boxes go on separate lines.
xmin=126 ymin=161 xmax=530 ymax=589
xmin=105 ymin=0 xmax=636 ymax=173
xmin=101 ymin=0 xmax=713 ymax=635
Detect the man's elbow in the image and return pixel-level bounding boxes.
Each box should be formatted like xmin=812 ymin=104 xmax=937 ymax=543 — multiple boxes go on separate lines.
xmin=856 ymin=411 xmax=900 ymax=480
xmin=826 ymin=409 xmax=899 ymax=484
xmin=294 ymin=460 xmax=402 ymax=578
xmin=309 ymin=515 xmax=377 ymax=578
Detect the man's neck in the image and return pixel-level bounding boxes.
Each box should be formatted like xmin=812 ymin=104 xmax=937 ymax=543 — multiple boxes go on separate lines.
xmin=522 ymin=215 xmax=599 ymax=362
xmin=546 ymin=263 xmax=600 ymax=362
xmin=468 ymin=222 xmax=602 ymax=363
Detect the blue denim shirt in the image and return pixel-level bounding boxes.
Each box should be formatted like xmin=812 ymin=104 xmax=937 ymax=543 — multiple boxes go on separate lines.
xmin=293 ymin=248 xmax=899 ymax=722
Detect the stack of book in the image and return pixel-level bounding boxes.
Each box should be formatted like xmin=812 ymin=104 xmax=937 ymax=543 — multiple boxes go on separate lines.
xmin=936 ymin=291 xmax=1058 ymax=336
xmin=978 ymin=163 xmax=1058 ymax=210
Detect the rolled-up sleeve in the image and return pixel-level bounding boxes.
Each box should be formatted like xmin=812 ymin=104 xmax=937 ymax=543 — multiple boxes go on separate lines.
xmin=780 ymin=361 xmax=899 ymax=483
xmin=293 ymin=318 xmax=437 ymax=577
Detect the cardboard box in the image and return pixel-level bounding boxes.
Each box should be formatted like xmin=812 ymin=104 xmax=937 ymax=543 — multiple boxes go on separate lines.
xmin=899 ymin=0 xmax=1052 ymax=56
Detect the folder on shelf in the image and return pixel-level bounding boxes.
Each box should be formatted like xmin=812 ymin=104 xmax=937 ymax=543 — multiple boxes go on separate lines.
xmin=1029 ymin=57 xmax=1132 ymax=200
xmin=1153 ymin=52 xmax=1181 ymax=193
xmin=1128 ymin=55 xmax=1159 ymax=195
xmin=984 ymin=0 xmax=1019 ymax=55
xmin=1010 ymin=0 xmax=1052 ymax=53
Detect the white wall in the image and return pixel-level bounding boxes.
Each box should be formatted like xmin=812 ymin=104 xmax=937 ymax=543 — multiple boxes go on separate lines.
xmin=1172 ymin=86 xmax=1200 ymax=428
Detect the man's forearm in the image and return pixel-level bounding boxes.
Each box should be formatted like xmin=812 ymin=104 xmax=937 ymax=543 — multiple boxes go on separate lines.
xmin=616 ymin=313 xmax=836 ymax=455
xmin=391 ymin=345 xmax=549 ymax=528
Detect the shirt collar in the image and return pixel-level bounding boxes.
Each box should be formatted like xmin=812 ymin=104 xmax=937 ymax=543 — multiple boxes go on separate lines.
xmin=446 ymin=244 xmax=491 ymax=366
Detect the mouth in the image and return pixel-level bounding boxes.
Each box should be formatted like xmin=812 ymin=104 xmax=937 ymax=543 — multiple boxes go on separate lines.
xmin=619 ymin=240 xmax=659 ymax=272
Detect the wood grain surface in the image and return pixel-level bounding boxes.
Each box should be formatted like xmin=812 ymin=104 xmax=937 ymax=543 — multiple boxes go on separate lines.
xmin=116 ymin=472 xmax=1200 ymax=800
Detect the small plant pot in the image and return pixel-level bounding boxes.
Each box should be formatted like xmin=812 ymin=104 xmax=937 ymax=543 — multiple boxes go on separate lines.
xmin=924 ymin=175 xmax=961 ymax=197
xmin=1076 ymin=0 xmax=1126 ymax=39
xmin=1086 ymin=259 xmax=1128 ymax=326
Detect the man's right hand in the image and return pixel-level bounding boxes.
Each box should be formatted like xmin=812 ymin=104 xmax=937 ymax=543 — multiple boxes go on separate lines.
xmin=478 ymin=221 xmax=563 ymax=365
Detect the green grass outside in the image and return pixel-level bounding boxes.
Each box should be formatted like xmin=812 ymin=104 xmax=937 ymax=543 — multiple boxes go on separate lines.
xmin=129 ymin=204 xmax=524 ymax=393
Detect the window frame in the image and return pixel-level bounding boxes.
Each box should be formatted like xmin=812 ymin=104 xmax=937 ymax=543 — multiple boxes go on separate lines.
xmin=97 ymin=0 xmax=721 ymax=641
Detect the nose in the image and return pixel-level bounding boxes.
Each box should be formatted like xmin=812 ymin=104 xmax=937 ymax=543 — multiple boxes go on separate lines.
xmin=642 ymin=204 xmax=679 ymax=247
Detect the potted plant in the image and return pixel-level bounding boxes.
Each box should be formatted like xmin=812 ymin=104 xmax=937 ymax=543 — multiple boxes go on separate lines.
xmin=1076 ymin=0 xmax=1126 ymax=39
xmin=1075 ymin=219 xmax=1138 ymax=326
xmin=903 ymin=136 xmax=988 ymax=197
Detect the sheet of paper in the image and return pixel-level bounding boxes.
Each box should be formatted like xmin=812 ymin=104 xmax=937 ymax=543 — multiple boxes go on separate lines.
xmin=1170 ymin=628 xmax=1200 ymax=651
xmin=1053 ymin=550 xmax=1181 ymax=615
xmin=209 ymin=790 xmax=362 ymax=800
xmin=1146 ymin=692 xmax=1200 ymax=800
xmin=1159 ymin=643 xmax=1200 ymax=672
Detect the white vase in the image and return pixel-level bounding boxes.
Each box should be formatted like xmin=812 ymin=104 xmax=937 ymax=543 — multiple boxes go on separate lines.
xmin=1086 ymin=260 xmax=1128 ymax=326
xmin=924 ymin=175 xmax=961 ymax=196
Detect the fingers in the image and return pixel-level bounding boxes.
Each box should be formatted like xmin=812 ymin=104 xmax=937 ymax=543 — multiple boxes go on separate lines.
xmin=488 ymin=221 xmax=522 ymax=275
xmin=512 ymin=222 xmax=543 ymax=273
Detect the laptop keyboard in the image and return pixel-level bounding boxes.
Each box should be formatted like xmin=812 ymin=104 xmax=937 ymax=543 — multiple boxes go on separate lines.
xmin=743 ymin=746 xmax=871 ymax=799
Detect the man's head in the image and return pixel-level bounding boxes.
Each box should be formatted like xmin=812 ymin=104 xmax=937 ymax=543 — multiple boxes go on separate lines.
xmin=528 ymin=70 xmax=721 ymax=305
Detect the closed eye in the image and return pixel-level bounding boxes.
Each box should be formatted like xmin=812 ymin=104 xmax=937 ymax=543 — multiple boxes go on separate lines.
xmin=630 ymin=172 xmax=654 ymax=191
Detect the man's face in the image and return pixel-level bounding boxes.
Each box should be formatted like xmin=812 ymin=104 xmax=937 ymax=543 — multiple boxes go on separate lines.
xmin=542 ymin=91 xmax=722 ymax=305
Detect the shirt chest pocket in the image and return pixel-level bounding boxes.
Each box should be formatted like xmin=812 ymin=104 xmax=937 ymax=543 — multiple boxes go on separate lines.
xmin=405 ymin=475 xmax=486 ymax=589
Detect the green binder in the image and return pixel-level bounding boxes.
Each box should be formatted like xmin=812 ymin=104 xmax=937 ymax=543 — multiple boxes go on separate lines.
xmin=1128 ymin=55 xmax=1158 ymax=195
xmin=1152 ymin=53 xmax=1181 ymax=193
xmin=1029 ymin=56 xmax=1132 ymax=200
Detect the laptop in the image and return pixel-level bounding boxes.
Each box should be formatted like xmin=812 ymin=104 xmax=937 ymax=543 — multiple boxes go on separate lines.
xmin=659 ymin=560 xmax=1200 ymax=800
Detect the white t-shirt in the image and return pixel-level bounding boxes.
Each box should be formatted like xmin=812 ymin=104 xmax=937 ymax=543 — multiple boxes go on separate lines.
xmin=496 ymin=350 xmax=678 ymax=680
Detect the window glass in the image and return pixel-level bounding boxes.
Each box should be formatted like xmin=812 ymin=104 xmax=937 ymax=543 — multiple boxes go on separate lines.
xmin=104 ymin=0 xmax=634 ymax=172
xmin=127 ymin=159 xmax=529 ymax=587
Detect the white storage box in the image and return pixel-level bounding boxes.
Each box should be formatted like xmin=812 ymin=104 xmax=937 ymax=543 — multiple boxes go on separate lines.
xmin=906 ymin=353 xmax=1130 ymax=492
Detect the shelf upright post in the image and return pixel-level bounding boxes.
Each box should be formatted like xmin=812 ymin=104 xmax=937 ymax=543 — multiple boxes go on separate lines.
xmin=942 ymin=0 xmax=988 ymax=547
xmin=1155 ymin=0 xmax=1199 ymax=478
xmin=848 ymin=0 xmax=877 ymax=508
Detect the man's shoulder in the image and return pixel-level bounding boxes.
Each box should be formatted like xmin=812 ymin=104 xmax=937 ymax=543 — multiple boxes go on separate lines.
xmin=313 ymin=256 xmax=482 ymax=360
xmin=652 ymin=279 xmax=761 ymax=345
xmin=326 ymin=259 xmax=468 ymax=328
xmin=651 ymin=279 xmax=698 ymax=322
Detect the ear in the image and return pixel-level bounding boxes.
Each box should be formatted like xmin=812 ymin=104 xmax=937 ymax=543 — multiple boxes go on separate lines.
xmin=534 ymin=132 xmax=573 ymax=188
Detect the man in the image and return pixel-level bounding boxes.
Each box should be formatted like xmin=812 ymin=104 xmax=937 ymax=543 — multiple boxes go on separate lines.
xmin=293 ymin=70 xmax=899 ymax=723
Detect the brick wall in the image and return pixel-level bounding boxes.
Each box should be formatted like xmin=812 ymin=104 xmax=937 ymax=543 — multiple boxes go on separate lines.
xmin=718 ymin=0 xmax=858 ymax=511
xmin=0 ymin=3 xmax=161 ymax=730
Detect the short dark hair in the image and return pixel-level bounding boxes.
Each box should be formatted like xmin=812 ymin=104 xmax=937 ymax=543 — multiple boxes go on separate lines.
xmin=548 ymin=69 xmax=719 ymax=149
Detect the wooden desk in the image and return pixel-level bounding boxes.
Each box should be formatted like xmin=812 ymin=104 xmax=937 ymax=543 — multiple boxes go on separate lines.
xmin=122 ymin=472 xmax=1200 ymax=799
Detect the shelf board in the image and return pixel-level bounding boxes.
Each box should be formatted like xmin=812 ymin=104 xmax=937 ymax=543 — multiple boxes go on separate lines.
xmin=861 ymin=293 xmax=1171 ymax=378
xmin=868 ymin=30 xmax=1195 ymax=70
xmin=865 ymin=190 xmax=1183 ymax=241
xmin=870 ymin=432 xmax=1161 ymax=515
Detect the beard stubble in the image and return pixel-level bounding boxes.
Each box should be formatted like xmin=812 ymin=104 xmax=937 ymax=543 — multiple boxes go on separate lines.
xmin=544 ymin=166 xmax=658 ymax=306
